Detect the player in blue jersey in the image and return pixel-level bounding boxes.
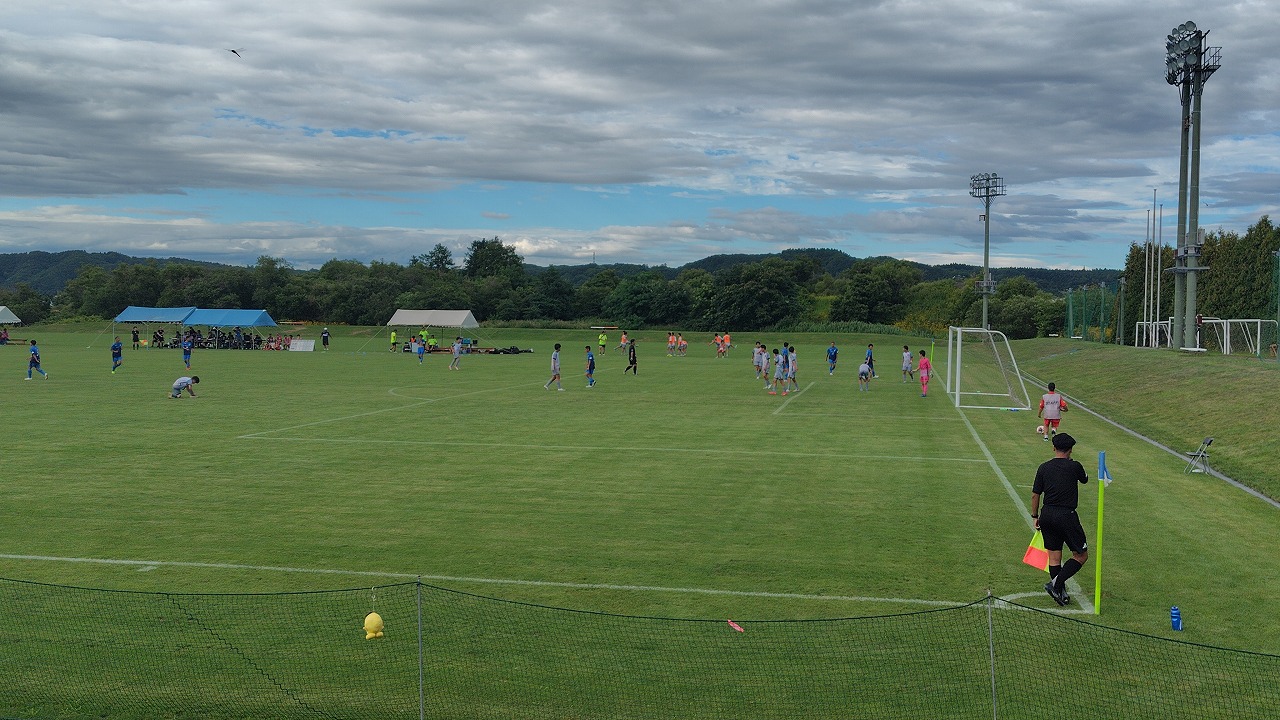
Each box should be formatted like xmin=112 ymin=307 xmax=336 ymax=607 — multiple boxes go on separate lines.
xmin=111 ymin=336 xmax=124 ymax=374
xmin=827 ymin=342 xmax=838 ymax=375
xmin=27 ymin=339 xmax=48 ymax=379
xmin=181 ymin=335 xmax=193 ymax=369
xmin=416 ymin=336 xmax=427 ymax=364
xmin=585 ymin=346 xmax=596 ymax=387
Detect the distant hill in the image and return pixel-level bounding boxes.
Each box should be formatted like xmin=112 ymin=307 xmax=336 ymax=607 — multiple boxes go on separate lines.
xmin=0 ymin=251 xmax=227 ymax=295
xmin=4 ymin=248 xmax=1120 ymax=298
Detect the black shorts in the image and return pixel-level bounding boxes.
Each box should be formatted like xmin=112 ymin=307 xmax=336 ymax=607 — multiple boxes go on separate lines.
xmin=1040 ymin=509 xmax=1087 ymax=554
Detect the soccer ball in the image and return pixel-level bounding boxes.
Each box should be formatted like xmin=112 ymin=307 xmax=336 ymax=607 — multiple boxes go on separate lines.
xmin=1036 ymin=425 xmax=1045 ymax=435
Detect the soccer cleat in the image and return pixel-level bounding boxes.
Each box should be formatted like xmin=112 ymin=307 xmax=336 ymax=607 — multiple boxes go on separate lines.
xmin=557 ymin=387 xmax=565 ymax=391
xmin=25 ymin=377 xmax=31 ymax=380
xmin=1045 ymin=582 xmax=1069 ymax=607
xmin=781 ymin=391 xmax=788 ymax=396
xmin=767 ymin=391 xmax=777 ymax=395
xmin=1043 ymin=435 xmax=1049 ymax=441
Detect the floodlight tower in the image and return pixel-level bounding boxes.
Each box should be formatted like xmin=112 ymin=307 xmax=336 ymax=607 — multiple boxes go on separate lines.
xmin=1166 ymin=21 xmax=1220 ymax=349
xmin=969 ymin=172 xmax=1006 ymax=330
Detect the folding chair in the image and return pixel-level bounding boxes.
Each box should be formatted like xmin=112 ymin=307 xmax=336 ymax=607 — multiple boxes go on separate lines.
xmin=1184 ymin=437 xmax=1213 ymax=474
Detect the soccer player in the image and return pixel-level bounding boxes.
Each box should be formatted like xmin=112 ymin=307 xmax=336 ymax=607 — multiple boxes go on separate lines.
xmin=1038 ymin=382 xmax=1069 ymax=441
xmin=416 ymin=336 xmax=427 ymax=364
xmin=181 ymin=335 xmax=193 ymax=369
xmin=901 ymin=345 xmax=914 ymax=382
xmin=449 ymin=337 xmax=462 ymax=370
xmin=585 ymin=345 xmax=596 ymax=387
xmin=321 ymin=327 xmax=330 ymax=351
xmin=771 ymin=346 xmax=790 ymax=395
xmin=625 ymin=339 xmax=638 ymax=374
xmin=723 ymin=332 xmax=732 ymax=350
xmin=858 ymin=360 xmax=871 ymax=391
xmin=676 ymin=334 xmax=687 ymax=356
xmin=1030 ymin=433 xmax=1089 ymax=606
xmin=111 ymin=336 xmax=124 ymax=374
xmin=865 ymin=343 xmax=877 ymax=379
xmin=26 ymin=339 xmax=48 ymax=380
xmin=712 ymin=334 xmax=723 ymax=357
xmin=131 ymin=326 xmax=141 ymax=350
xmin=544 ymin=343 xmax=563 ymax=390
xmin=787 ymin=344 xmax=798 ymax=392
xmin=170 ymin=375 xmax=199 ymax=398
xmin=598 ymin=331 xmax=608 ymax=355
xmin=667 ymin=332 xmax=676 ymax=356
xmin=389 ymin=329 xmax=398 ymax=352
xmin=753 ymin=343 xmax=766 ymax=382
xmin=615 ymin=331 xmax=629 ymax=354
xmin=917 ymin=350 xmax=932 ymax=397
xmin=827 ymin=342 xmax=838 ymax=375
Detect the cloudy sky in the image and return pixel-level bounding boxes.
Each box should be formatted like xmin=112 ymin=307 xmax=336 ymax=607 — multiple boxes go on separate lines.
xmin=0 ymin=1 xmax=1276 ymax=272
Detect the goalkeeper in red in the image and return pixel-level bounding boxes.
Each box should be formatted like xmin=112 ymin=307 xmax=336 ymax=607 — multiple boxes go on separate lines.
xmin=1038 ymin=382 xmax=1068 ymax=442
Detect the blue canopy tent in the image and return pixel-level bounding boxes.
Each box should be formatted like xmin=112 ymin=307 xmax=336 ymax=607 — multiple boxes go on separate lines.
xmin=183 ymin=309 xmax=277 ymax=328
xmin=183 ymin=309 xmax=277 ymax=349
xmin=114 ymin=306 xmax=197 ymax=324
xmin=111 ymin=306 xmax=197 ymax=348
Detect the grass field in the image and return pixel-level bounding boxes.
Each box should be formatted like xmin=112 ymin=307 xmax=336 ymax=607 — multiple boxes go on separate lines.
xmin=2 ymin=325 xmax=1278 ymax=715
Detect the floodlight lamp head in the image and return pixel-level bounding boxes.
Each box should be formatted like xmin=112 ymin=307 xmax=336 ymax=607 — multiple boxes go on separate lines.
xmin=1184 ymin=21 xmax=1197 ymax=32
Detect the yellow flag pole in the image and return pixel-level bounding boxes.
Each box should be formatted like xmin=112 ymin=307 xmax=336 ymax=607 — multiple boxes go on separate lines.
xmin=1094 ymin=451 xmax=1112 ymax=615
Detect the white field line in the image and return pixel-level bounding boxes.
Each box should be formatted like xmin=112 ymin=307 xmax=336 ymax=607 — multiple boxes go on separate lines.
xmin=238 ymin=435 xmax=987 ymax=463
xmin=957 ymin=408 xmax=1094 ymax=614
xmin=0 ymin=553 xmax=964 ymax=608
xmin=0 ymin=553 xmax=1095 ymax=614
xmin=772 ymin=381 xmax=816 ymax=415
xmin=238 ymin=382 xmax=535 ymax=438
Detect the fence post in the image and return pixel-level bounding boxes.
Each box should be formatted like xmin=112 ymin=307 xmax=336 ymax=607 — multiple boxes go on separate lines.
xmin=987 ymin=590 xmax=999 ymax=720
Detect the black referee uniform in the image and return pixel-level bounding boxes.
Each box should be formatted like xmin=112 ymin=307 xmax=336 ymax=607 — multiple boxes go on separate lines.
xmin=1031 ymin=433 xmax=1089 ymax=605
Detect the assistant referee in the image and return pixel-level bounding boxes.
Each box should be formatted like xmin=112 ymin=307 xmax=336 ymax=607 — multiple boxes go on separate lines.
xmin=1030 ymin=433 xmax=1089 ymax=606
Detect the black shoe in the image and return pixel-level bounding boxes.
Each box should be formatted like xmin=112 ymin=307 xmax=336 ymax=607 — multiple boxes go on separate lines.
xmin=1045 ymin=582 xmax=1069 ymax=607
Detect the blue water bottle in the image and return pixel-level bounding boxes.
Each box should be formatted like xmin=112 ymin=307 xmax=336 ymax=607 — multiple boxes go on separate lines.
xmin=1171 ymin=606 xmax=1183 ymax=631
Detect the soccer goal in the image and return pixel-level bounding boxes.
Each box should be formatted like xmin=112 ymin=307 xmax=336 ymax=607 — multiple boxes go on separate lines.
xmin=944 ymin=327 xmax=1032 ymax=410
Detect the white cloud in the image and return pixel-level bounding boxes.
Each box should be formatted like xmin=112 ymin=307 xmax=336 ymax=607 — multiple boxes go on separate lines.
xmin=0 ymin=1 xmax=1276 ymax=271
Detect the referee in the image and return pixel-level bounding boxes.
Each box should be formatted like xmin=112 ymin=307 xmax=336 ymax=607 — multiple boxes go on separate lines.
xmin=1030 ymin=433 xmax=1089 ymax=606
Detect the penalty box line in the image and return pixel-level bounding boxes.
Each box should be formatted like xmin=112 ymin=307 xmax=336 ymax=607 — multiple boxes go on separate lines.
xmin=0 ymin=553 xmax=1028 ymax=610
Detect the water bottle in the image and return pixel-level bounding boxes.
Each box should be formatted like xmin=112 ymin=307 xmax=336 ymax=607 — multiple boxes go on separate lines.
xmin=1170 ymin=606 xmax=1183 ymax=631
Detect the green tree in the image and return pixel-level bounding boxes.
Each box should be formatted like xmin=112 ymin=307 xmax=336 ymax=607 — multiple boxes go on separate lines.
xmin=574 ymin=269 xmax=621 ymax=319
xmin=464 ymin=237 xmax=524 ymax=280
xmin=413 ymin=244 xmax=455 ymax=272
xmin=0 ymin=283 xmax=52 ymax=324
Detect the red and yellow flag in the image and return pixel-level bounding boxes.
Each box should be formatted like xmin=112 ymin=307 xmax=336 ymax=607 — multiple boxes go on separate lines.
xmin=1023 ymin=530 xmax=1049 ymax=572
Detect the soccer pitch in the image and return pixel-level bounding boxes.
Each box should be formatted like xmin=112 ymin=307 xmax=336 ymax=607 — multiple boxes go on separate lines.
xmin=4 ymin=327 xmax=1279 ymax=685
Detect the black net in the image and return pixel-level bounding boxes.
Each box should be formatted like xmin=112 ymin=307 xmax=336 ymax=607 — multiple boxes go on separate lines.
xmin=0 ymin=578 xmax=1276 ymax=719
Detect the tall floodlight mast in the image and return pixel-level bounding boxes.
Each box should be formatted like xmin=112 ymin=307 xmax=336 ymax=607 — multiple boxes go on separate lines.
xmin=969 ymin=172 xmax=1006 ymax=330
xmin=1165 ymin=21 xmax=1220 ymax=349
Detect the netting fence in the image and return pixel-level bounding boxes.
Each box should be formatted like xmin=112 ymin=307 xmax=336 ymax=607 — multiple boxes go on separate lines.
xmin=1 ymin=576 xmax=1276 ymax=719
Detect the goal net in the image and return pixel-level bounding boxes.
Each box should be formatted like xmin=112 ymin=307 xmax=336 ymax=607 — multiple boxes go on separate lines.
xmin=944 ymin=327 xmax=1031 ymax=410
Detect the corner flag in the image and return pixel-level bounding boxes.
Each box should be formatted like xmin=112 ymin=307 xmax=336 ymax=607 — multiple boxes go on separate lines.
xmin=1022 ymin=531 xmax=1049 ymax=572
xmin=1094 ymin=451 xmax=1114 ymax=614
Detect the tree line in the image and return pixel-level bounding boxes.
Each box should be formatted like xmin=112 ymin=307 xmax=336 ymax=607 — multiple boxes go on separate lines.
xmin=0 ymin=238 xmax=1064 ymax=337
xmin=5 ymin=218 xmax=1273 ymax=339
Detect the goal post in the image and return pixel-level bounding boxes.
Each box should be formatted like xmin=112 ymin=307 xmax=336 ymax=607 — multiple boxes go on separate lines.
xmin=945 ymin=327 xmax=1032 ymax=410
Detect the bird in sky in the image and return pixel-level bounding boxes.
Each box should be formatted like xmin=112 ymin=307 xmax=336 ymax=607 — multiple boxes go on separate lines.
xmin=227 ymin=48 xmax=244 ymax=58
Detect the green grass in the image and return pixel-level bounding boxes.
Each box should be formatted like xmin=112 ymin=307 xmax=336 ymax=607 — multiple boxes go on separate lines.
xmin=1 ymin=326 xmax=1277 ymax=717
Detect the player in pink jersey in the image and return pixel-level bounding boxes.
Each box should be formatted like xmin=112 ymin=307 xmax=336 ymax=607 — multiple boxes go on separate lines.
xmin=917 ymin=350 xmax=932 ymax=397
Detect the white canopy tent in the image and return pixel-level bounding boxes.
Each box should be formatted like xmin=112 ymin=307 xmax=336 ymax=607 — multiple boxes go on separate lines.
xmin=0 ymin=306 xmax=21 ymax=324
xmin=385 ymin=309 xmax=479 ymax=328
